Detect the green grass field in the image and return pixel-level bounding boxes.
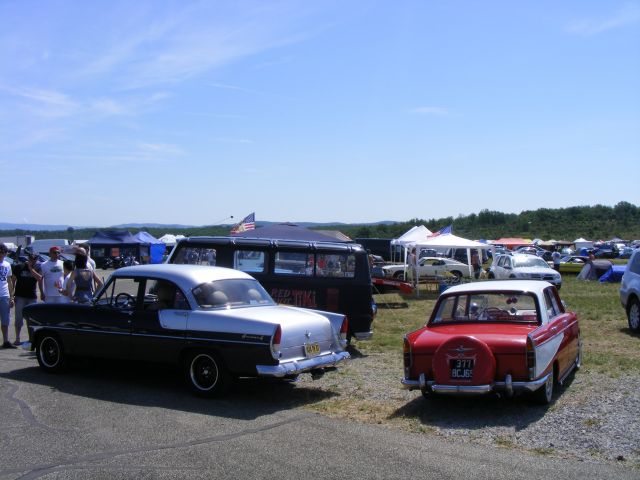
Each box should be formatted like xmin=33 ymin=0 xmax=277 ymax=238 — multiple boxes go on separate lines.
xmin=369 ymin=276 xmax=638 ymax=375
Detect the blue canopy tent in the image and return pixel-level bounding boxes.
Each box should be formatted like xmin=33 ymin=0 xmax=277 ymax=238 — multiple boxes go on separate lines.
xmin=88 ymin=230 xmax=165 ymax=266
xmin=133 ymin=231 xmax=165 ymax=264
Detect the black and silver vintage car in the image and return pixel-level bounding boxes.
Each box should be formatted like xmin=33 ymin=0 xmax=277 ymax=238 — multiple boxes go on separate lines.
xmin=23 ymin=264 xmax=350 ymax=396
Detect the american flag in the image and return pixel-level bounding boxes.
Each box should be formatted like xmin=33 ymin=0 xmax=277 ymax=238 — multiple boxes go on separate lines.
xmin=230 ymin=213 xmax=256 ymax=234
xmin=430 ymin=224 xmax=452 ymax=237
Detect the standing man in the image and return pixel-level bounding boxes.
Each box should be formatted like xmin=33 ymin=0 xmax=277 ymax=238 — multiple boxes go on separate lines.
xmin=471 ymin=249 xmax=482 ymax=279
xmin=0 ymin=243 xmax=16 ymax=349
xmin=39 ymin=246 xmax=65 ymax=303
xmin=11 ymin=251 xmax=42 ymax=345
xmin=552 ymin=249 xmax=561 ymax=272
xmin=407 ymin=247 xmax=417 ymax=286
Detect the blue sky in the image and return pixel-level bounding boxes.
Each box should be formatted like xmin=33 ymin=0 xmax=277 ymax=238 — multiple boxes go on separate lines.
xmin=1 ymin=0 xmax=639 ymax=227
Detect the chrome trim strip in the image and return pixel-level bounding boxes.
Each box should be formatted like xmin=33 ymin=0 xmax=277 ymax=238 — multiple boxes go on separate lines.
xmin=256 ymin=351 xmax=350 ymax=377
xmin=185 ymin=336 xmax=270 ymax=346
xmin=31 ymin=325 xmax=269 ymax=346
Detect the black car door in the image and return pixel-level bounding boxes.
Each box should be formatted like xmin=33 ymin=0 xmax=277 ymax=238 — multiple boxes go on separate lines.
xmin=74 ymin=276 xmax=143 ymax=360
xmin=130 ymin=279 xmax=189 ymax=364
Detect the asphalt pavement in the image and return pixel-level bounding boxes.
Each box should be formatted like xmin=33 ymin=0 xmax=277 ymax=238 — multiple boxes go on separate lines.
xmin=0 ymin=346 xmax=636 ymax=480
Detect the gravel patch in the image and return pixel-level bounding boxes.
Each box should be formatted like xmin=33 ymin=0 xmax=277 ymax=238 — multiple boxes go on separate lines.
xmin=296 ymin=348 xmax=640 ymax=467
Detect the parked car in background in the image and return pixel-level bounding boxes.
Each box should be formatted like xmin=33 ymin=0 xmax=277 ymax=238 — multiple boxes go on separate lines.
xmin=29 ymin=239 xmax=70 ymax=255
xmin=620 ymin=250 xmax=640 ymax=332
xmin=24 ymin=264 xmax=350 ymax=397
xmin=382 ymin=257 xmax=472 ymax=281
xmin=594 ymin=246 xmax=619 ymax=259
xmin=618 ymin=246 xmax=635 ymax=259
xmin=558 ymin=255 xmax=590 ymax=274
xmin=402 ymin=280 xmax=581 ymax=404
xmin=489 ymin=254 xmax=562 ymax=289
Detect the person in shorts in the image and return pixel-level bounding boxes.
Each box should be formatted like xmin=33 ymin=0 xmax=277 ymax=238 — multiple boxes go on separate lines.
xmin=11 ymin=251 xmax=42 ymax=345
xmin=0 ymin=243 xmax=16 ymax=348
xmin=39 ymin=246 xmax=65 ymax=303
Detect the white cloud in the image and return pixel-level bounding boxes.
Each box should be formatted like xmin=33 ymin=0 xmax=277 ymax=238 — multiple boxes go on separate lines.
xmin=410 ymin=106 xmax=451 ymax=116
xmin=567 ymin=4 xmax=640 ymax=36
xmin=0 ymin=85 xmax=79 ymax=118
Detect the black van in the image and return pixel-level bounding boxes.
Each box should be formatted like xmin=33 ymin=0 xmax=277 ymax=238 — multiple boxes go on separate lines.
xmin=167 ymin=237 xmax=376 ymax=342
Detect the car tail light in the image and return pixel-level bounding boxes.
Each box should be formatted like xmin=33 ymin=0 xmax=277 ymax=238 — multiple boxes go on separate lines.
xmin=403 ymin=336 xmax=412 ymax=377
xmin=526 ymin=335 xmax=536 ymax=380
xmin=340 ymin=316 xmax=349 ymax=342
xmin=271 ymin=325 xmax=282 ymax=359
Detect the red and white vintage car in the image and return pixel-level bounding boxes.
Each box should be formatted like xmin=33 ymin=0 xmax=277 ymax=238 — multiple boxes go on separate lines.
xmin=401 ymin=280 xmax=581 ymax=404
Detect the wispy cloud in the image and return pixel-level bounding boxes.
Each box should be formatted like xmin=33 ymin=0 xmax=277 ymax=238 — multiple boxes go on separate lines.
xmin=210 ymin=137 xmax=254 ymax=144
xmin=138 ymin=142 xmax=185 ymax=156
xmin=205 ymin=82 xmax=265 ymax=96
xmin=566 ymin=4 xmax=640 ymax=36
xmin=410 ymin=106 xmax=451 ymax=116
xmin=0 ymin=85 xmax=80 ymax=118
xmin=78 ymin=3 xmax=324 ymax=89
xmin=0 ymin=84 xmax=169 ymax=120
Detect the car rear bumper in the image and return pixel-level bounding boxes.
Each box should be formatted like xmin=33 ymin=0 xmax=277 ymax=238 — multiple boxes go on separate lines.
xmin=401 ymin=372 xmax=550 ymax=396
xmin=256 ymin=351 xmax=350 ymax=377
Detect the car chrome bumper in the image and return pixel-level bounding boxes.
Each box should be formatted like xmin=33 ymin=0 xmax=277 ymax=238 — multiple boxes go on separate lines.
xmin=256 ymin=351 xmax=350 ymax=378
xmin=401 ymin=372 xmax=551 ymax=396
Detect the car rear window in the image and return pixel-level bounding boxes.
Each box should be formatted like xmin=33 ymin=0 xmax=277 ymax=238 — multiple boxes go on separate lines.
xmin=192 ymin=279 xmax=274 ymax=308
xmin=513 ymin=257 xmax=549 ymax=268
xmin=431 ymin=292 xmax=539 ymax=324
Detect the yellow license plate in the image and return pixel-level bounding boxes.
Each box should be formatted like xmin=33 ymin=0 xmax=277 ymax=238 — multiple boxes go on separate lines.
xmin=304 ymin=342 xmax=321 ymax=357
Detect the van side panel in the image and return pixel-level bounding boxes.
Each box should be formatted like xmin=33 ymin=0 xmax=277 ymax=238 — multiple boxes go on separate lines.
xmin=168 ymin=237 xmax=375 ymax=340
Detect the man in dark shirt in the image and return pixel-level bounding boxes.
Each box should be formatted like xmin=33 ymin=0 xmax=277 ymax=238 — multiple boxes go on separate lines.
xmin=11 ymin=253 xmax=41 ymax=345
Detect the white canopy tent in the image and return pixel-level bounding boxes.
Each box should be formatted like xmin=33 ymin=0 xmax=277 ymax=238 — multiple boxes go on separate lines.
xmin=158 ymin=234 xmax=186 ymax=247
xmin=574 ymin=237 xmax=594 ymax=251
xmin=413 ymin=233 xmax=493 ymax=278
xmin=390 ymin=225 xmax=433 ymax=261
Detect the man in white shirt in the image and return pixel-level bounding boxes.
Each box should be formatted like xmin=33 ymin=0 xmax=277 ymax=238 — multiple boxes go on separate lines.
xmin=39 ymin=246 xmax=65 ymax=303
xmin=0 ymin=243 xmax=16 ymax=348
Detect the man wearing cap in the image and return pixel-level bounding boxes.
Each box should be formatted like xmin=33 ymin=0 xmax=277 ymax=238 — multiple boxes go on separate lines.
xmin=39 ymin=246 xmax=65 ymax=303
xmin=0 ymin=243 xmax=16 ymax=348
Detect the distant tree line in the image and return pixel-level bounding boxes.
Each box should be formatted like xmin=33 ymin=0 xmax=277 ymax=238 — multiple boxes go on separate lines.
xmin=340 ymin=201 xmax=640 ymax=241
xmin=2 ymin=202 xmax=639 ymax=243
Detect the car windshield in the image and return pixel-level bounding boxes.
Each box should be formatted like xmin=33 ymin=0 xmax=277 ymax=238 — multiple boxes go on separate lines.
xmin=431 ymin=292 xmax=539 ymax=324
xmin=192 ymin=279 xmax=275 ymax=309
xmin=513 ymin=257 xmax=549 ymax=268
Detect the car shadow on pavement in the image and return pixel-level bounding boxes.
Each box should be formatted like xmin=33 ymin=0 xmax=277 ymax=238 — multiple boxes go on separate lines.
xmin=0 ymin=353 xmax=337 ymax=420
xmin=390 ymin=392 xmax=551 ymax=431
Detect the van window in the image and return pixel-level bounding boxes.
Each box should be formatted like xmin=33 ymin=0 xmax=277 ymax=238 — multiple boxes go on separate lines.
xmin=317 ymin=253 xmax=356 ymax=278
xmin=173 ymin=247 xmax=217 ymax=266
xmin=234 ymin=250 xmax=266 ymax=273
xmin=274 ymin=252 xmax=314 ymax=276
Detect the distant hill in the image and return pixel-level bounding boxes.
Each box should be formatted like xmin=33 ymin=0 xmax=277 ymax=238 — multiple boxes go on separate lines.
xmin=2 ymin=203 xmax=638 ymax=240
xmin=0 ymin=223 xmax=79 ymax=231
xmin=0 ymin=220 xmax=398 ymax=232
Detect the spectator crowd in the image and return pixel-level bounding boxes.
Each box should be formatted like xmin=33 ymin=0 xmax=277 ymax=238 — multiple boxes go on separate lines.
xmin=0 ymin=243 xmax=102 ymax=348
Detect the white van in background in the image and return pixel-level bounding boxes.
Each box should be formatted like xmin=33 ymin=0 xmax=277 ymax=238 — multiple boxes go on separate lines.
xmin=29 ymin=238 xmax=69 ymax=254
